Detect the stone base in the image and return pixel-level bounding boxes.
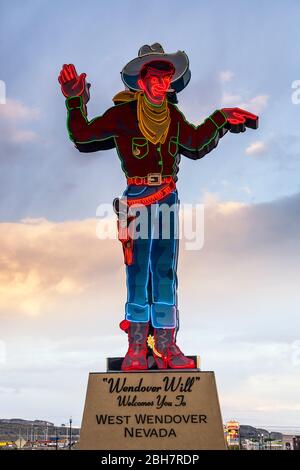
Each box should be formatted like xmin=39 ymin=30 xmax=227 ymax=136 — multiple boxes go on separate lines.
xmin=78 ymin=367 xmax=226 ymax=450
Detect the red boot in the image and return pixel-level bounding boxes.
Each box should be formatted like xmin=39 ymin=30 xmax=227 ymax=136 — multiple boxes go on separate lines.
xmin=152 ymin=328 xmax=195 ymax=369
xmin=121 ymin=320 xmax=149 ymax=371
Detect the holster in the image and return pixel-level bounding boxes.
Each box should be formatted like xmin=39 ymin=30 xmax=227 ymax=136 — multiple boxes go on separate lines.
xmin=113 ymin=198 xmax=136 ymax=266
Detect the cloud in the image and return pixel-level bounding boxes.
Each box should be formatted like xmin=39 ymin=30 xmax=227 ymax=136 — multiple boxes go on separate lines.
xmin=238 ymin=94 xmax=269 ymax=114
xmin=245 ymin=140 xmax=267 ymax=155
xmin=0 ymin=217 xmax=119 ymax=316
xmin=203 ymin=191 xmax=300 ymax=254
xmin=10 ymin=129 xmax=38 ymax=143
xmin=239 ymin=186 xmax=252 ymax=194
xmin=203 ymin=191 xmax=246 ymax=214
xmin=221 ymin=93 xmax=269 ymax=114
xmin=0 ymin=99 xmax=40 ymax=146
xmin=221 ymin=92 xmax=242 ymax=105
xmin=219 ymin=70 xmax=235 ymax=83
xmin=0 ymin=98 xmax=39 ymax=121
xmin=0 ymin=191 xmax=299 ymax=318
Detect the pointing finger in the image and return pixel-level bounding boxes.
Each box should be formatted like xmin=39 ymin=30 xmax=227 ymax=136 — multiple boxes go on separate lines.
xmin=233 ymin=108 xmax=259 ymax=129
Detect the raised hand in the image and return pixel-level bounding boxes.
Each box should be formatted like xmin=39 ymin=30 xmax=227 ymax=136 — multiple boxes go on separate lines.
xmin=221 ymin=107 xmax=259 ymax=133
xmin=58 ymin=64 xmax=90 ymax=104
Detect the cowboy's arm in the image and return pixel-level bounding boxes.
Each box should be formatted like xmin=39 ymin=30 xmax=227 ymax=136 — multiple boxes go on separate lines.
xmin=172 ymin=105 xmax=228 ymax=160
xmin=66 ymin=96 xmax=120 ymax=152
xmin=59 ymin=64 xmax=119 ymax=152
xmin=173 ymin=105 xmax=259 ymax=160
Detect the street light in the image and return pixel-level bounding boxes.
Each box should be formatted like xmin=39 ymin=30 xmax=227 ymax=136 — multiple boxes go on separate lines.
xmin=259 ymin=433 xmax=264 ymax=450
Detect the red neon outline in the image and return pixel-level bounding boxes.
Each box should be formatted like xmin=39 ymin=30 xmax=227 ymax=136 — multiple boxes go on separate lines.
xmin=138 ymin=68 xmax=173 ymax=105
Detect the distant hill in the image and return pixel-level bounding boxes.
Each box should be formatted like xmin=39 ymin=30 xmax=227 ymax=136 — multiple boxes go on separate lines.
xmin=0 ymin=418 xmax=79 ymax=442
xmin=240 ymin=425 xmax=282 ymax=440
xmin=0 ymin=419 xmax=54 ymax=426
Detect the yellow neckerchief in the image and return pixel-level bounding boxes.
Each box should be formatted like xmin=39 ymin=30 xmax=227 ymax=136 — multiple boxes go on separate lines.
xmin=112 ymin=90 xmax=171 ymax=145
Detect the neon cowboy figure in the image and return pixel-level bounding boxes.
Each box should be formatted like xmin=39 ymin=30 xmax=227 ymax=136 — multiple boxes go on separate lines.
xmin=59 ymin=43 xmax=258 ymax=371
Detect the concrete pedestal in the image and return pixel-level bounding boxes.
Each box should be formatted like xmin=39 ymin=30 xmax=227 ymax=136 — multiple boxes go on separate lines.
xmin=78 ymin=366 xmax=226 ymax=450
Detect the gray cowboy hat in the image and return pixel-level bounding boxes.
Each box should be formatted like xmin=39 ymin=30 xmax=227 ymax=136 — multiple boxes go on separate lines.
xmin=121 ymin=42 xmax=191 ymax=93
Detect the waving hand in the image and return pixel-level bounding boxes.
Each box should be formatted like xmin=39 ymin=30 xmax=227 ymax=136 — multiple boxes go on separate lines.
xmin=58 ymin=64 xmax=90 ymax=104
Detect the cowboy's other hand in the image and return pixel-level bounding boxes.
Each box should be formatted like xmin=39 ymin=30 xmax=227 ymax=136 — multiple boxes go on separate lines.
xmin=58 ymin=64 xmax=91 ymax=103
xmin=221 ymin=107 xmax=259 ymax=133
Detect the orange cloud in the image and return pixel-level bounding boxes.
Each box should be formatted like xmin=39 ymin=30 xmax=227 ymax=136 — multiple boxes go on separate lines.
xmin=0 ymin=193 xmax=299 ymax=321
xmin=0 ymin=217 xmax=120 ymax=316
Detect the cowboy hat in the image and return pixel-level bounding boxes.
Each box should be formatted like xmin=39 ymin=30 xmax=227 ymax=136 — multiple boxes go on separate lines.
xmin=121 ymin=43 xmax=191 ymax=93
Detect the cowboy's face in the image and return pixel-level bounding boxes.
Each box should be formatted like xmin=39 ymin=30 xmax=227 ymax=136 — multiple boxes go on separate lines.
xmin=138 ymin=67 xmax=173 ymax=105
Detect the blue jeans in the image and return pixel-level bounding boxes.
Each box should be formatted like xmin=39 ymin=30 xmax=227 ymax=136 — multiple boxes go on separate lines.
xmin=123 ymin=184 xmax=179 ymax=328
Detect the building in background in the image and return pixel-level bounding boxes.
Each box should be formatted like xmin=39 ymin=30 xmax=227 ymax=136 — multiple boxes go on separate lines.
xmin=225 ymin=420 xmax=240 ymax=449
xmin=282 ymin=435 xmax=300 ymax=450
xmin=0 ymin=418 xmax=80 ymax=449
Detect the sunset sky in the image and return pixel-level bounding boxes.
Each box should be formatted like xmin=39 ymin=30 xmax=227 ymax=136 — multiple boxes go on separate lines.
xmin=1 ymin=0 xmax=300 ymax=432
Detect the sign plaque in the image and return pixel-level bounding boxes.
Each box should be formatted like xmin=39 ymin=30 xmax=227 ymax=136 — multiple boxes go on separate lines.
xmin=79 ymin=370 xmax=226 ymax=450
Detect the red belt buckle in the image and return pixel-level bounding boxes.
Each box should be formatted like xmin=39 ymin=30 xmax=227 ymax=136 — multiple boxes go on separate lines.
xmin=147 ymin=173 xmax=162 ymax=186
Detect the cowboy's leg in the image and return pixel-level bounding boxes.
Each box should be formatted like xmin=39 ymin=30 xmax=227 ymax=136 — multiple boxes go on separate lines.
xmin=121 ymin=185 xmax=152 ymax=371
xmin=150 ymin=191 xmax=195 ymax=369
xmin=124 ymin=186 xmax=152 ymax=323
xmin=125 ymin=237 xmax=152 ymax=322
xmin=150 ymin=190 xmax=179 ymax=328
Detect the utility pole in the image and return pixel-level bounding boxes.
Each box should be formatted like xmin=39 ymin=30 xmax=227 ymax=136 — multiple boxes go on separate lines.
xmin=69 ymin=417 xmax=72 ymax=450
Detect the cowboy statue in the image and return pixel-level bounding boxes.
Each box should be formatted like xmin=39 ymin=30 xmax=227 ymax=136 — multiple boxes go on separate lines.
xmin=58 ymin=43 xmax=258 ymax=372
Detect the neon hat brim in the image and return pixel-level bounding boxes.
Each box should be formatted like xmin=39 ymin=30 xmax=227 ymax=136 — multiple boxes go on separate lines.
xmin=121 ymin=50 xmax=191 ymax=93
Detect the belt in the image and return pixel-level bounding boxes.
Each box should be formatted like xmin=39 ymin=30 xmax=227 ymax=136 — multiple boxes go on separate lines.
xmin=122 ymin=179 xmax=176 ymax=207
xmin=126 ymin=173 xmax=174 ymax=186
